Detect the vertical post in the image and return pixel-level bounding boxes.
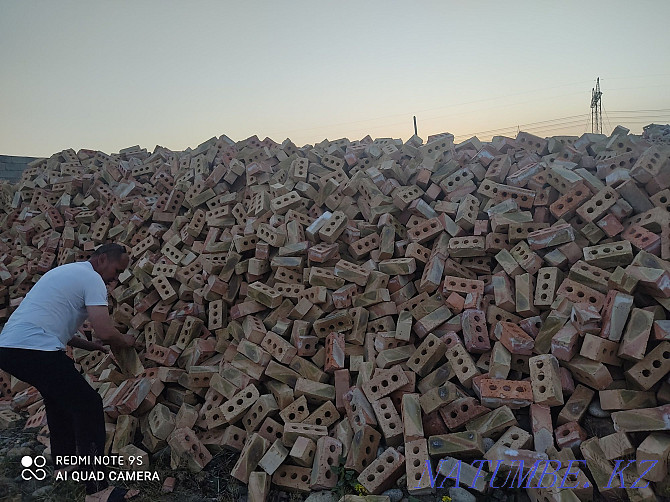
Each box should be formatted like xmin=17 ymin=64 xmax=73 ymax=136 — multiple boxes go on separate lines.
xmin=597 ymin=78 xmax=603 ymax=134
xmin=413 ymin=116 xmax=417 ymax=136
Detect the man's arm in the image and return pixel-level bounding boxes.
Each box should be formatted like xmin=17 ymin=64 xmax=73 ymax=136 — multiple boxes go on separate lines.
xmin=67 ymin=335 xmax=109 ymax=353
xmin=86 ymin=305 xmax=135 ymax=348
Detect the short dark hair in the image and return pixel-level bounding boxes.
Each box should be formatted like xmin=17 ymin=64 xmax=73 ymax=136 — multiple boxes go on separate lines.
xmin=91 ymin=243 xmax=128 ymax=261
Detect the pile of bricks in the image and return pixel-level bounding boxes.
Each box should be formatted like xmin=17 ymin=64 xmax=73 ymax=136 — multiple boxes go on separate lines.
xmin=0 ymin=123 xmax=670 ymax=501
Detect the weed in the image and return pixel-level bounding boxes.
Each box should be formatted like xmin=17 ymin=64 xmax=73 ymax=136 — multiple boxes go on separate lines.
xmin=331 ymin=459 xmax=367 ymax=498
xmin=288 ymin=492 xmax=305 ymax=502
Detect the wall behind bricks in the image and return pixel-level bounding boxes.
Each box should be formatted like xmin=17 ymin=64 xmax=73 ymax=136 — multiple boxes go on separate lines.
xmin=0 ymin=155 xmax=40 ymax=183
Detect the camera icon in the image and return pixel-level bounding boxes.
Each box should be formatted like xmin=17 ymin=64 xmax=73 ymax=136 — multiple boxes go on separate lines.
xmin=21 ymin=455 xmax=47 ymax=481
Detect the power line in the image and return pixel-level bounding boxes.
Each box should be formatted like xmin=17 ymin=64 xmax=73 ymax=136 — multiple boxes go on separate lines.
xmin=605 ymin=118 xmax=670 ymax=124
xmin=453 ymin=108 xmax=670 ymax=141
xmin=605 ymin=116 xmax=670 ymax=122
xmin=515 ymin=121 xmax=593 ymax=136
xmin=263 ymin=79 xmax=602 ymax=138
xmin=601 ymin=73 xmax=670 ymax=80
xmin=267 ymin=78 xmax=670 ymax=140
xmin=582 ymin=113 xmax=591 ymax=135
xmin=608 ymin=109 xmax=670 ymax=114
xmin=454 ymin=115 xmax=590 ymax=140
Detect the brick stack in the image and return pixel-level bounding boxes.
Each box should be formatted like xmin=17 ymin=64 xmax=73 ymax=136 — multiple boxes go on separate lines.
xmin=0 ymin=124 xmax=669 ymax=501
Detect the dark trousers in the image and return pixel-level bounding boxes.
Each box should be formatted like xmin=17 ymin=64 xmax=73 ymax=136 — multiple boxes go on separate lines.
xmin=0 ymin=347 xmax=109 ymax=494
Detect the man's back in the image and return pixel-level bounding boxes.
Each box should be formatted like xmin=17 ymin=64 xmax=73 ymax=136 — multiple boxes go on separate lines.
xmin=0 ymin=261 xmax=108 ymax=351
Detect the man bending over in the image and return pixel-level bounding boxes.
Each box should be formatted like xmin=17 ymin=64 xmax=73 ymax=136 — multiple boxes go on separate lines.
xmin=0 ymin=243 xmax=138 ymax=501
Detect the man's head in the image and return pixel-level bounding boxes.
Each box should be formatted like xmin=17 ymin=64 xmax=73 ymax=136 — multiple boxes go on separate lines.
xmin=89 ymin=243 xmax=130 ymax=284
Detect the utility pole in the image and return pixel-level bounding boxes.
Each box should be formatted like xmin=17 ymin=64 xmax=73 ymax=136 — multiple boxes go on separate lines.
xmin=591 ymin=77 xmax=603 ymax=134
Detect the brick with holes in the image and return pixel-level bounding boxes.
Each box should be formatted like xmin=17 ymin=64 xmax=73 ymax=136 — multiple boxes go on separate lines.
xmin=168 ymin=427 xmax=213 ymax=473
xmin=302 ymin=400 xmax=340 ymax=428
xmin=310 ymin=436 xmax=342 ymax=489
xmin=361 ymin=365 xmax=409 ymax=402
xmin=345 ymin=424 xmax=381 ymax=473
xmin=343 ymin=386 xmax=377 ymax=430
xmin=624 ymin=341 xmax=670 ymax=391
xmin=260 ymin=331 xmax=297 ymax=364
xmin=357 ymin=447 xmax=405 ymax=495
xmin=461 ymin=309 xmax=490 ymax=354
xmin=288 ymin=436 xmax=316 ymax=467
xmin=406 ymin=333 xmax=447 ymax=377
xmin=312 ymin=310 xmax=353 ymax=337
xmin=555 ymin=421 xmax=587 ymax=450
xmin=222 ymin=384 xmax=260 ymax=424
xmin=550 ymin=182 xmax=592 ymax=220
xmin=242 ymin=394 xmax=279 ymax=433
xmin=576 ymin=186 xmax=618 ymax=222
xmin=318 ymin=211 xmax=348 ymax=244
xmin=445 ymin=342 xmax=480 ymax=388
xmin=404 ymin=439 xmax=434 ymax=495
xmin=279 ymin=395 xmax=309 ymax=424
xmin=281 ymin=422 xmax=328 ymax=448
xmin=478 ymin=378 xmax=534 ymax=409
xmin=247 ymin=281 xmax=282 ymax=308
xmin=529 ymin=354 xmax=564 ymax=407
xmin=371 ymin=397 xmax=403 ymax=446
xmin=583 ymin=240 xmax=633 ymax=268
xmin=272 ymin=464 xmax=311 ymax=493
xmin=334 ymin=259 xmax=370 ymax=286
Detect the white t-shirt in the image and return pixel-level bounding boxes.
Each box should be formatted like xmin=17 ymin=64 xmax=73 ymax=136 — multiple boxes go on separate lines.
xmin=0 ymin=261 xmax=109 ymax=351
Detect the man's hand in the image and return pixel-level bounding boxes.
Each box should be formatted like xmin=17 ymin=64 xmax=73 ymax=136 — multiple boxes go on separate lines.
xmin=87 ymin=306 xmax=139 ymax=350
xmin=110 ymin=333 xmax=137 ymax=349
xmin=67 ymin=336 xmax=109 ymax=353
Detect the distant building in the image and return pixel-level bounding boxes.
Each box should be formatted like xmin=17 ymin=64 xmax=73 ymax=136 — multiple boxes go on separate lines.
xmin=0 ymin=155 xmax=39 ymax=183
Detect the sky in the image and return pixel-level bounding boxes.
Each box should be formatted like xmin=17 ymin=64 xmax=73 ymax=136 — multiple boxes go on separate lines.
xmin=1 ymin=0 xmax=669 ymax=157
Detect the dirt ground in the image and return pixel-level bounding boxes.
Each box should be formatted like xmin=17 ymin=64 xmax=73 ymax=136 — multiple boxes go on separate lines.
xmin=0 ymin=417 xmax=482 ymax=502
xmin=0 ymin=417 xmax=252 ymax=502
xmin=3 ymin=414 xmax=628 ymax=502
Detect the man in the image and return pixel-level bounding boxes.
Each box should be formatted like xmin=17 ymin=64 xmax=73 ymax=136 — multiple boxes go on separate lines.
xmin=0 ymin=243 xmax=138 ymax=502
